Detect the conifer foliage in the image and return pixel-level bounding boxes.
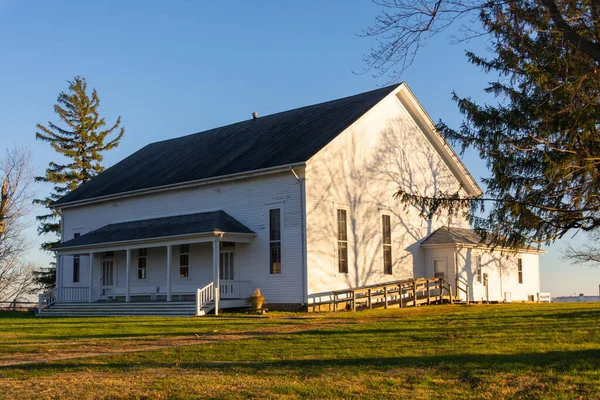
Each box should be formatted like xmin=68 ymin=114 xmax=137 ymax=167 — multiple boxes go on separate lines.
xmin=365 ymin=0 xmax=600 ymax=250
xmin=34 ymin=76 xmax=124 ymax=288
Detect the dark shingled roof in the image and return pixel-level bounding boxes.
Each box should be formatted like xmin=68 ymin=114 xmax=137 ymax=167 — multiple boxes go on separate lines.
xmin=54 ymin=85 xmax=400 ymax=206
xmin=421 ymin=226 xmax=484 ymax=246
xmin=52 ymin=211 xmax=254 ymax=250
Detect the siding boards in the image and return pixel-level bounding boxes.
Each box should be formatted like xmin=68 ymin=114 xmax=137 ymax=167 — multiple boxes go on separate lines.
xmin=305 ymin=91 xmax=470 ymax=301
xmin=61 ymin=173 xmax=304 ymax=304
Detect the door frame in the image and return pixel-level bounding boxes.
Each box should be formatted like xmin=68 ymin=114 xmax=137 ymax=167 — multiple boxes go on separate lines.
xmin=219 ymin=248 xmax=236 ymax=281
xmin=100 ymin=258 xmax=116 ymax=299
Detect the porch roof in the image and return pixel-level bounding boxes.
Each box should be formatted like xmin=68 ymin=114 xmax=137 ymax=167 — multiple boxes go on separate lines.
xmin=52 ymin=210 xmax=254 ymax=251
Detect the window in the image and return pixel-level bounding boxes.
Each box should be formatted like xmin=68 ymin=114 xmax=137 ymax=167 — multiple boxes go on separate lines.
xmin=72 ymin=233 xmax=81 ymax=283
xmin=433 ymin=259 xmax=446 ymax=279
xmin=73 ymin=256 xmax=80 ymax=283
xmin=269 ymin=209 xmax=281 ymax=274
xmin=138 ymin=248 xmax=147 ymax=280
xmin=337 ymin=209 xmax=348 ymax=274
xmin=180 ymin=244 xmax=190 ymax=278
xmin=518 ymin=258 xmax=523 ymax=284
xmin=475 ymin=256 xmax=482 ymax=283
xmin=382 ymin=215 xmax=392 ymax=275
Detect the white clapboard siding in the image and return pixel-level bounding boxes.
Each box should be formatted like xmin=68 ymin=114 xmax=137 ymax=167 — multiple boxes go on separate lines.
xmin=304 ymin=87 xmax=471 ymax=300
xmin=60 ymin=172 xmax=305 ymax=304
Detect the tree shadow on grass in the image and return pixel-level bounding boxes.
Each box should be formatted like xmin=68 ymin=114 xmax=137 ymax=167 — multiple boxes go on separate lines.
xmin=5 ymin=349 xmax=599 ymax=375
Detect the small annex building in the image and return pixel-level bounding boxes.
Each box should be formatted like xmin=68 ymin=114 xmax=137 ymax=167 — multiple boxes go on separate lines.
xmin=41 ymin=83 xmax=543 ymax=316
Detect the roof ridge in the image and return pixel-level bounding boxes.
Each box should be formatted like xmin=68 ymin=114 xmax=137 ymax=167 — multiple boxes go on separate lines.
xmin=148 ymin=84 xmax=402 ymax=147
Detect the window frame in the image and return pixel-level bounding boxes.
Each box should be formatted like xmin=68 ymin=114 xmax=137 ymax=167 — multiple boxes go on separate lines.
xmin=475 ymin=255 xmax=482 ymax=284
xmin=337 ymin=208 xmax=349 ymax=274
xmin=137 ymin=248 xmax=147 ymax=280
xmin=517 ymin=258 xmax=523 ymax=284
xmin=71 ymin=232 xmax=81 ymax=283
xmin=179 ymin=244 xmax=190 ymax=278
xmin=269 ymin=207 xmax=282 ymax=274
xmin=72 ymin=255 xmax=80 ymax=283
xmin=381 ymin=214 xmax=392 ymax=275
xmin=433 ymin=257 xmax=447 ymax=280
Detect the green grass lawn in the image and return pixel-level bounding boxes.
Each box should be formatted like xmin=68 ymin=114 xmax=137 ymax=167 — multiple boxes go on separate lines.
xmin=0 ymin=303 xmax=599 ymax=399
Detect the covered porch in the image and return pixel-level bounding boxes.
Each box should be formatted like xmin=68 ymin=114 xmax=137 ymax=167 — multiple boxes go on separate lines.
xmin=42 ymin=211 xmax=257 ymax=315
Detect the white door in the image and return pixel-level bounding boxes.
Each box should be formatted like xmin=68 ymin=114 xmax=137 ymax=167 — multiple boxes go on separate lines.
xmin=219 ymin=250 xmax=236 ymax=298
xmin=101 ymin=260 xmax=114 ymax=298
xmin=220 ymin=251 xmax=235 ymax=281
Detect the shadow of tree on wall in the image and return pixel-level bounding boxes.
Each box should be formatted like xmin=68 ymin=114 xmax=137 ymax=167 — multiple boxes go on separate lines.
xmin=457 ymin=247 xmax=522 ymax=301
xmin=306 ymin=116 xmax=464 ymax=301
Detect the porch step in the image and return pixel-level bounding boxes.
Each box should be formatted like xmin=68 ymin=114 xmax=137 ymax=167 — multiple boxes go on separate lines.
xmin=39 ymin=301 xmax=197 ymax=317
xmin=197 ymin=301 xmax=215 ymax=316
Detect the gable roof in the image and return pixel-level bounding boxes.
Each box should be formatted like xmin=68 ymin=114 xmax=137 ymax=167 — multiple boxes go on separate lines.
xmin=53 ymin=85 xmax=401 ymax=207
xmin=421 ymin=226 xmax=484 ymax=246
xmin=421 ymin=226 xmax=543 ymax=253
xmin=52 ymin=210 xmax=254 ymax=251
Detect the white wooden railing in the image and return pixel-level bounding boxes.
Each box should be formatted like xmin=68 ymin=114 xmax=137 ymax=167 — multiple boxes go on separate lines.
xmin=38 ymin=287 xmax=57 ymax=313
xmin=196 ymin=282 xmax=215 ymax=315
xmin=58 ymin=287 xmax=89 ymax=303
xmin=219 ymin=280 xmax=253 ymax=299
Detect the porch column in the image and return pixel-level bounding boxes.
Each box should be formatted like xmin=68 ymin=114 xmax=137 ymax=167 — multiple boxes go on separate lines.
xmin=88 ymin=253 xmax=94 ymax=303
xmin=166 ymin=245 xmax=172 ymax=302
xmin=125 ymin=249 xmax=131 ymax=303
xmin=212 ymin=238 xmax=220 ymax=315
xmin=56 ymin=254 xmax=62 ymax=302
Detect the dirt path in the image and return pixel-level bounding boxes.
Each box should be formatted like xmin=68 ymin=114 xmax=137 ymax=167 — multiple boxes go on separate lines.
xmin=0 ymin=320 xmax=352 ymax=367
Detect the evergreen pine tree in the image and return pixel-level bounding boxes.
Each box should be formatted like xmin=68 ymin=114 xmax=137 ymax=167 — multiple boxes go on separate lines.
xmin=364 ymin=0 xmax=600 ymax=249
xmin=34 ymin=76 xmax=124 ymax=289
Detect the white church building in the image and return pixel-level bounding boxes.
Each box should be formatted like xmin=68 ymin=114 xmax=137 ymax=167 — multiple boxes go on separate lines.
xmin=40 ymin=83 xmax=543 ymax=315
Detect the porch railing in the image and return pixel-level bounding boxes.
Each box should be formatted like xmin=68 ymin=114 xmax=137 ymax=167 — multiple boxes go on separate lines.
xmin=219 ymin=280 xmax=253 ymax=299
xmin=196 ymin=282 xmax=215 ymax=315
xmin=58 ymin=287 xmax=90 ymax=303
xmin=38 ymin=287 xmax=57 ymax=313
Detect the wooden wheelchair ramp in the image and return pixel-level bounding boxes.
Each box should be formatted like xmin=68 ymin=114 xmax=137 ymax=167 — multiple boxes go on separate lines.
xmin=308 ymin=277 xmax=467 ymax=312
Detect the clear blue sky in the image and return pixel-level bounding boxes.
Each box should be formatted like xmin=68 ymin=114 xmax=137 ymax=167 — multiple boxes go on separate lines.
xmin=0 ymin=1 xmax=597 ymax=296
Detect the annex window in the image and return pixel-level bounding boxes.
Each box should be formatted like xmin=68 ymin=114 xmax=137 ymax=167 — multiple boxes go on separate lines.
xmin=337 ymin=209 xmax=348 ymax=274
xmin=138 ymin=248 xmax=147 ymax=280
xmin=382 ymin=215 xmax=392 ymax=275
xmin=180 ymin=244 xmax=190 ymax=278
xmin=475 ymin=256 xmax=482 ymax=283
xmin=518 ymin=258 xmax=523 ymax=284
xmin=269 ymin=209 xmax=281 ymax=274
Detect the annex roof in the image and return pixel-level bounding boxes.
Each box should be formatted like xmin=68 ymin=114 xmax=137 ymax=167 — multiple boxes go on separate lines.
xmin=53 ymin=85 xmax=401 ymax=206
xmin=51 ymin=211 xmax=254 ymax=251
xmin=421 ymin=226 xmax=484 ymax=246
xmin=421 ymin=226 xmax=543 ymax=253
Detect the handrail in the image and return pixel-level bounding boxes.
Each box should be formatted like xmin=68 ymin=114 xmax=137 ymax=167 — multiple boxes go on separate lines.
xmin=455 ymin=277 xmax=470 ymax=304
xmin=196 ymin=282 xmax=214 ymax=316
xmin=322 ymin=277 xmax=453 ymax=312
xmin=38 ymin=287 xmax=57 ymax=314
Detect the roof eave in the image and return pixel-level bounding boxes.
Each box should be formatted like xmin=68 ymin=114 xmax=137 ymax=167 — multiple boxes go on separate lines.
xmin=53 ymin=231 xmax=257 ymax=255
xmin=421 ymin=242 xmax=546 ymax=254
xmin=52 ymin=162 xmax=306 ymax=209
xmin=395 ymin=84 xmax=483 ymax=197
